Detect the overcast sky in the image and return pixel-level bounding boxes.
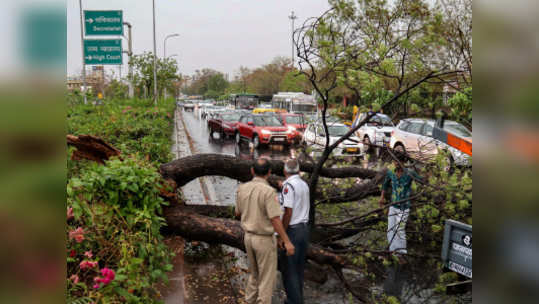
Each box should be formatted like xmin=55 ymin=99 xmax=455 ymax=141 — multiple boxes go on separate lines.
xmin=67 ymin=0 xmax=330 ymax=78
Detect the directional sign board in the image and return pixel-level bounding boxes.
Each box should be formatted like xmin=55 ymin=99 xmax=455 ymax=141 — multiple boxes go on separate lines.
xmin=84 ymin=10 xmax=123 ymax=36
xmin=84 ymin=39 xmax=122 ymax=65
xmin=441 ymin=220 xmax=472 ymax=278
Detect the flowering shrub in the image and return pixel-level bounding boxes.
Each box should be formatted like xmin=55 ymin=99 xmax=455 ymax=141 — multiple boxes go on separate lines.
xmin=67 ymin=99 xmax=176 ymax=303
xmin=67 ymin=157 xmax=173 ymax=303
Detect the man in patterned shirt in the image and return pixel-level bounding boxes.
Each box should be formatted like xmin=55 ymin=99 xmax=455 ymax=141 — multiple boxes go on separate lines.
xmin=379 ymin=162 xmax=421 ymax=257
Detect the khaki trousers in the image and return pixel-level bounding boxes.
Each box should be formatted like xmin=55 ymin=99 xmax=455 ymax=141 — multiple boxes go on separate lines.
xmin=244 ymin=232 xmax=277 ymax=304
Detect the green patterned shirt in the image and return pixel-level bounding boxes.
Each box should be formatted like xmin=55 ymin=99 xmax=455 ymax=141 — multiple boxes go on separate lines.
xmin=382 ymin=169 xmax=421 ymax=210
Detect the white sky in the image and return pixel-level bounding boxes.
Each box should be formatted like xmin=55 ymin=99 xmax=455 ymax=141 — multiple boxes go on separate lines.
xmin=67 ymin=0 xmax=330 ymax=78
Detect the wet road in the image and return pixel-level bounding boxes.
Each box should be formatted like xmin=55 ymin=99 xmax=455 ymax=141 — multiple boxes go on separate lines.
xmin=178 ymin=109 xmax=363 ymax=304
xmin=180 ymin=109 xmax=296 ymax=206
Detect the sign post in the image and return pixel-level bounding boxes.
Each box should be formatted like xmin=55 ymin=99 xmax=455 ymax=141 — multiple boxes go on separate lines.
xmin=84 ymin=10 xmax=123 ymax=36
xmin=441 ymin=220 xmax=472 ymax=279
xmin=84 ymin=39 xmax=123 ymax=65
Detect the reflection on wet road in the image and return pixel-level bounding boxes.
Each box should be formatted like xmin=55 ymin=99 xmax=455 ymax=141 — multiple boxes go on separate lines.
xmin=180 ymin=109 xmax=295 ymax=206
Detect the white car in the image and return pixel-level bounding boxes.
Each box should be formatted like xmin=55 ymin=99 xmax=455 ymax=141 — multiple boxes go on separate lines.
xmin=389 ymin=118 xmax=472 ymax=166
xmin=352 ymin=112 xmax=395 ymax=153
xmin=302 ymin=122 xmax=363 ymax=156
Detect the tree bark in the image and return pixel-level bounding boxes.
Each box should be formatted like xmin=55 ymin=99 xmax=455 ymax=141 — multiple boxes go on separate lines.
xmin=162 ymin=204 xmax=352 ymax=268
xmin=160 ymin=153 xmax=378 ymax=187
xmin=67 ymin=134 xmax=122 ymax=164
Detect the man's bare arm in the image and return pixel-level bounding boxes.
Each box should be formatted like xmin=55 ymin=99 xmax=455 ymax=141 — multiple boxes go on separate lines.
xmin=271 ymin=217 xmax=295 ymax=256
xmin=282 ymin=207 xmax=293 ymax=231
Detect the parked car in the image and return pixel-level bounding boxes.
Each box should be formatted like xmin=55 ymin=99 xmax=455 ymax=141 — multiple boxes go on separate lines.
xmin=302 ymin=122 xmax=362 ymax=156
xmin=183 ymin=101 xmax=195 ymax=112
xmin=208 ymin=112 xmax=242 ymax=139
xmin=390 ymin=118 xmax=472 ymax=166
xmin=235 ymin=114 xmax=294 ymax=148
xmin=206 ymin=106 xmax=228 ymax=120
xmin=276 ymin=113 xmax=307 ymax=144
xmin=200 ymin=105 xmax=219 ymax=119
xmin=352 ymin=113 xmax=395 ymax=152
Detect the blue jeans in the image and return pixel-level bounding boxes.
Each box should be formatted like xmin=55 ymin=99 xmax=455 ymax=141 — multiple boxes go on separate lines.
xmin=279 ymin=223 xmax=310 ymax=304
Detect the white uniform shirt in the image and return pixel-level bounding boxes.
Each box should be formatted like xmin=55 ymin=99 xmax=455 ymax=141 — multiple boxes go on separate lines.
xmin=279 ymin=174 xmax=310 ymax=226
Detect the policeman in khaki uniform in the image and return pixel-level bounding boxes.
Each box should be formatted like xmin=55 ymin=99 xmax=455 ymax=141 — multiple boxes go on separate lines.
xmin=235 ymin=158 xmax=295 ymax=304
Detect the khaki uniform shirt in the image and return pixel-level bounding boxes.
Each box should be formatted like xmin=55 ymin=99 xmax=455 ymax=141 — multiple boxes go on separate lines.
xmin=236 ymin=177 xmax=282 ymax=235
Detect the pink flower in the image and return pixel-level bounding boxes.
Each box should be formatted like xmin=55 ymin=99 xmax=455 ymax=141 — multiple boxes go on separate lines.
xmin=67 ymin=207 xmax=74 ymax=220
xmin=79 ymin=260 xmax=98 ymax=270
xmin=94 ymin=268 xmax=115 ymax=286
xmin=69 ymin=227 xmax=85 ymax=243
xmin=70 ymin=274 xmax=79 ymax=284
xmin=93 ymin=283 xmax=100 ymax=289
xmin=84 ymin=251 xmax=93 ymax=258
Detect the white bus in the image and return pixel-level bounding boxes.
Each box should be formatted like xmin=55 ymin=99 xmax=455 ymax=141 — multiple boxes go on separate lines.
xmin=271 ymin=92 xmax=317 ymax=114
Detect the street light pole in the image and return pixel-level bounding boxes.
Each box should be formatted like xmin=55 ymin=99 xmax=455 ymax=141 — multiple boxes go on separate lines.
xmin=288 ymin=11 xmax=297 ymax=68
xmin=152 ymin=0 xmax=158 ymax=105
xmin=123 ymin=22 xmax=134 ymax=99
xmin=163 ymin=34 xmax=179 ymax=101
xmin=79 ymin=0 xmax=87 ymax=104
xmin=164 ymin=33 xmax=179 ymax=58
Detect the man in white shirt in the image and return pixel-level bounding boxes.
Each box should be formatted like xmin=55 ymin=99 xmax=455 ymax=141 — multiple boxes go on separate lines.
xmin=278 ymin=159 xmax=310 ymax=304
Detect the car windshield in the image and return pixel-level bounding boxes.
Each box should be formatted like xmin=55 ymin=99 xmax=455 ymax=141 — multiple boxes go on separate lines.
xmin=221 ymin=113 xmax=241 ymax=122
xmin=328 ymin=125 xmax=350 ymax=137
xmin=253 ymin=116 xmax=282 ymax=126
xmin=368 ymin=114 xmax=393 ymax=126
xmin=285 ymin=116 xmax=303 ymax=124
xmin=444 ymin=123 xmax=472 ymax=137
xmin=292 ymin=104 xmax=317 ymax=113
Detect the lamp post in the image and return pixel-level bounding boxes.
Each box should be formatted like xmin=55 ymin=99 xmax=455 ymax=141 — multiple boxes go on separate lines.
xmin=164 ymin=33 xmax=180 ymax=58
xmin=152 ymin=0 xmax=158 ymax=105
xmin=79 ymin=0 xmax=87 ymax=104
xmin=288 ymin=11 xmax=297 ymax=68
xmin=163 ymin=34 xmax=179 ymax=100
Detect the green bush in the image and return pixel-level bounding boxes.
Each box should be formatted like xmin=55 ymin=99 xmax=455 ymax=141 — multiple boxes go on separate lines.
xmin=67 ymin=99 xmax=176 ymax=303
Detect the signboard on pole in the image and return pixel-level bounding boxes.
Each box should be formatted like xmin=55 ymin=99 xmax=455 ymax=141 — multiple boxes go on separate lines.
xmin=441 ymin=220 xmax=472 ymax=278
xmin=84 ymin=10 xmax=123 ymax=36
xmin=84 ymin=39 xmax=122 ymax=65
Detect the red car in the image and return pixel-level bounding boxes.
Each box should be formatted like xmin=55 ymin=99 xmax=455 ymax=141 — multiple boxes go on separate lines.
xmin=235 ymin=114 xmax=294 ymax=148
xmin=208 ymin=112 xmax=242 ymax=139
xmin=277 ymin=113 xmax=307 ymax=144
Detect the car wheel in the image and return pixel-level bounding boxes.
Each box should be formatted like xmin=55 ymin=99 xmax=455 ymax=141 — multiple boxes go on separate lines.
xmin=253 ymin=135 xmax=260 ymax=149
xmin=235 ymin=132 xmax=241 ymax=144
xmin=220 ymin=130 xmax=226 ymax=142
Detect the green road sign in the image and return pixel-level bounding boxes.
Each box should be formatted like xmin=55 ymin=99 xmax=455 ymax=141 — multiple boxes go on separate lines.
xmin=84 ymin=10 xmax=123 ymax=36
xmin=84 ymin=39 xmax=122 ymax=65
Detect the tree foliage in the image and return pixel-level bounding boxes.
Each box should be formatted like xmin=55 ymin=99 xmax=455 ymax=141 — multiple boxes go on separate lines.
xmin=130 ymin=52 xmax=180 ymax=99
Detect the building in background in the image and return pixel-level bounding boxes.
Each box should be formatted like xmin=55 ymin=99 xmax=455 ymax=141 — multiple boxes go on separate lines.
xmin=67 ymin=66 xmax=105 ymax=94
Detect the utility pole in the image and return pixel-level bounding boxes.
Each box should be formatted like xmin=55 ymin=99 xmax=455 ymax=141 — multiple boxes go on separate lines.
xmin=288 ymin=11 xmax=297 ymax=69
xmin=79 ymin=0 xmax=87 ymax=104
xmin=152 ymin=0 xmax=158 ymax=105
xmin=123 ymin=22 xmax=134 ymax=98
xmin=163 ymin=34 xmax=179 ymax=100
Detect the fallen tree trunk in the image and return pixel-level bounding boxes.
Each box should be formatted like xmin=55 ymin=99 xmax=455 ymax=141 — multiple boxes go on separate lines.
xmin=181 ymin=203 xmax=368 ymax=244
xmin=160 ymin=153 xmax=379 ymax=187
xmin=162 ymin=204 xmax=353 ymax=268
xmin=67 ymin=135 xmax=361 ymax=269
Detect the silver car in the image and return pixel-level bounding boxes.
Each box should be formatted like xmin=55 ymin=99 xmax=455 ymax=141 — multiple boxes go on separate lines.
xmin=389 ymin=118 xmax=472 ymax=166
xmin=352 ymin=113 xmax=395 ymax=153
xmin=302 ymin=122 xmax=362 ymax=156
